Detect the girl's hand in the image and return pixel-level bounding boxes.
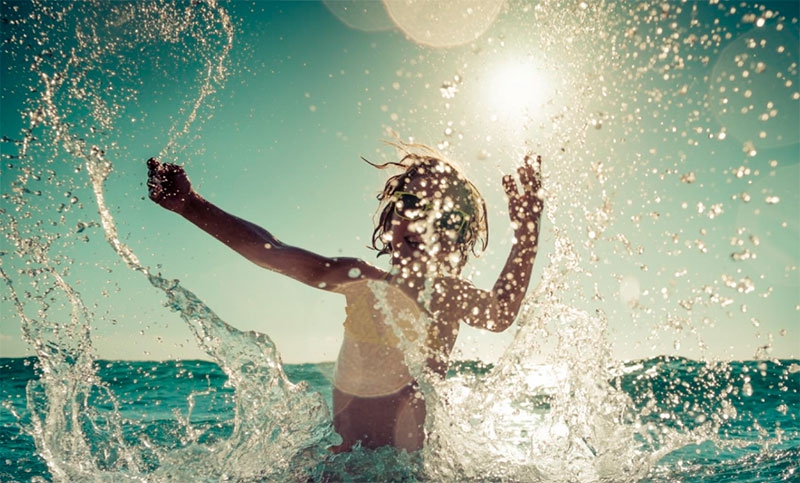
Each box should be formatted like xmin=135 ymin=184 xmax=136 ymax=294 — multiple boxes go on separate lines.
xmin=502 ymin=154 xmax=543 ymax=235
xmin=147 ymin=158 xmax=194 ymax=213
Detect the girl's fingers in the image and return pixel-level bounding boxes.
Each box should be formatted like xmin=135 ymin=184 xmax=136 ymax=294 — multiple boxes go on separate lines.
xmin=518 ymin=164 xmax=533 ymax=188
xmin=503 ymin=174 xmax=518 ymax=195
xmin=524 ymin=152 xmax=536 ymax=164
xmin=529 ymin=156 xmax=543 ymax=191
xmin=516 ymin=154 xmax=542 ymax=192
xmin=507 ymin=154 xmax=543 ymax=196
xmin=147 ymin=181 xmax=161 ymax=200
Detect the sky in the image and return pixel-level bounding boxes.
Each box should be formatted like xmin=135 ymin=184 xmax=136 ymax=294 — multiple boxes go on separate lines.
xmin=1 ymin=0 xmax=798 ymax=364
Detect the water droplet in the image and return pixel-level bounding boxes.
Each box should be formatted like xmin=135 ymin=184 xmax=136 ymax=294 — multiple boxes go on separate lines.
xmin=730 ymin=249 xmax=755 ymax=261
xmin=348 ymin=268 xmax=361 ymax=279
xmin=440 ymin=81 xmax=458 ymax=99
xmin=707 ymin=203 xmax=724 ymax=219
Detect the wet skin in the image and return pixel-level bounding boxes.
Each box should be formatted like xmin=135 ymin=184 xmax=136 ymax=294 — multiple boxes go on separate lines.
xmin=146 ymin=154 xmax=543 ymax=452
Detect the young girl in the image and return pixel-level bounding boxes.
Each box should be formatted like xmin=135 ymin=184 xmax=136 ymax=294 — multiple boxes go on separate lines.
xmin=146 ymin=144 xmax=542 ymax=452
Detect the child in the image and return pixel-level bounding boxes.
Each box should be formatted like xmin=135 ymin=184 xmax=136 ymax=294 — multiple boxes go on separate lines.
xmin=146 ymin=143 xmax=542 ymax=452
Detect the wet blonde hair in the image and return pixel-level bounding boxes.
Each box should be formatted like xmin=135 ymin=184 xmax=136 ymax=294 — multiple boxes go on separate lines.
xmin=365 ymin=142 xmax=488 ymax=270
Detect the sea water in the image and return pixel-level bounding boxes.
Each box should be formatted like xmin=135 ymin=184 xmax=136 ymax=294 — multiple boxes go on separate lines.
xmin=2 ymin=0 xmax=798 ymax=481
xmin=1 ymin=356 xmax=798 ymax=481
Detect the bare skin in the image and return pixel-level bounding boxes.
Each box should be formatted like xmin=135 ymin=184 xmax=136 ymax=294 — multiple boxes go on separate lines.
xmin=146 ymin=154 xmax=543 ymax=452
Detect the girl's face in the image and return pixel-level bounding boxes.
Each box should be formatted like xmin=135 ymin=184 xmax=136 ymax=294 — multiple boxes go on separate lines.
xmin=387 ymin=172 xmax=472 ymax=273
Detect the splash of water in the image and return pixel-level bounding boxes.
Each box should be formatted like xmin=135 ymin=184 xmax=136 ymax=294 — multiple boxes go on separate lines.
xmin=2 ymin=1 xmax=334 ymax=480
xmin=2 ymin=0 xmax=796 ymax=481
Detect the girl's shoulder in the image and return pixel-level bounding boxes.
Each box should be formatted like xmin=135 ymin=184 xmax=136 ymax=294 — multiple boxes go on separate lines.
xmin=328 ymin=258 xmax=387 ymax=293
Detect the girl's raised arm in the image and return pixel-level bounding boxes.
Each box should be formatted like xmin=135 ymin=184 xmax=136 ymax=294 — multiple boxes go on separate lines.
xmin=432 ymin=155 xmax=543 ymax=332
xmin=146 ymin=158 xmax=382 ymax=290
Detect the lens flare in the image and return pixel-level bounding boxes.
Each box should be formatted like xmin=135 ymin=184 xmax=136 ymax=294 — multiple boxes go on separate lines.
xmin=323 ymin=0 xmax=394 ymax=32
xmin=383 ymin=0 xmax=504 ymax=48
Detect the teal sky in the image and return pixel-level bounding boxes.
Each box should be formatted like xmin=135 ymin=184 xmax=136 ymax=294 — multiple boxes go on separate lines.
xmin=1 ymin=0 xmax=798 ymax=363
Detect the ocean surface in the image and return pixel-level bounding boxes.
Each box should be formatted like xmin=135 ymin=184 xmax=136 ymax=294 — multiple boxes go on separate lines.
xmin=1 ymin=356 xmax=797 ymax=482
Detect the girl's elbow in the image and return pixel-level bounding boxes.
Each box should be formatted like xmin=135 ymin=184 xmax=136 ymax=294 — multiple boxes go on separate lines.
xmin=496 ymin=319 xmax=515 ymax=332
xmin=483 ymin=315 xmax=514 ymax=332
xmin=487 ymin=302 xmax=517 ymax=332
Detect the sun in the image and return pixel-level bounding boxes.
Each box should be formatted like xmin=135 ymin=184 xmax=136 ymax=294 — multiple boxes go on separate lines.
xmin=487 ymin=61 xmax=551 ymax=122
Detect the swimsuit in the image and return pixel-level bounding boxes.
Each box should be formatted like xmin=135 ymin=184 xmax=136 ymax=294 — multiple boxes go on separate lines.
xmin=333 ymin=279 xmax=426 ymax=397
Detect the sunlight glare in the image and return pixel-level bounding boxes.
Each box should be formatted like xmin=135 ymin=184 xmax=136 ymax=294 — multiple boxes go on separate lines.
xmin=487 ymin=61 xmax=551 ymax=122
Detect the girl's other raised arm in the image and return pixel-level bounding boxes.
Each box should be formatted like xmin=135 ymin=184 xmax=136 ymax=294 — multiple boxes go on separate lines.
xmin=433 ymin=155 xmax=543 ymax=332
